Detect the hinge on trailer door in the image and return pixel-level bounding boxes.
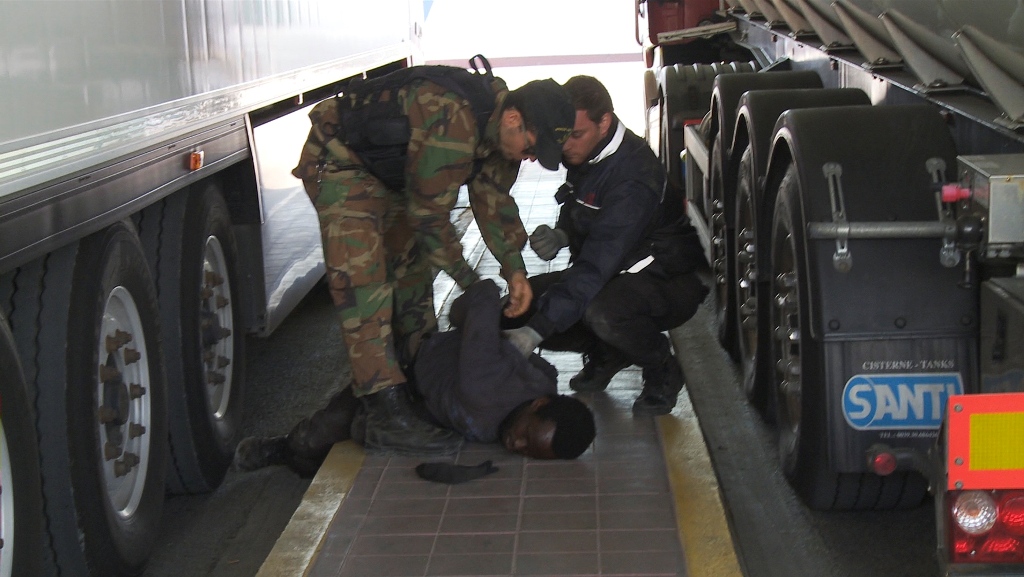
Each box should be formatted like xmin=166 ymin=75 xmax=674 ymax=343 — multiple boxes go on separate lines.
xmin=822 ymin=162 xmax=852 ymax=272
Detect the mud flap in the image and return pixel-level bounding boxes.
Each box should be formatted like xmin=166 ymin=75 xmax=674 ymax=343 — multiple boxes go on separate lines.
xmin=777 ymin=104 xmax=977 ymax=473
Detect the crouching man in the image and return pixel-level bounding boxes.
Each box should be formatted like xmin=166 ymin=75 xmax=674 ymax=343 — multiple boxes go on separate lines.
xmin=502 ymin=75 xmax=709 ymax=415
xmin=235 ymin=279 xmax=595 ymax=475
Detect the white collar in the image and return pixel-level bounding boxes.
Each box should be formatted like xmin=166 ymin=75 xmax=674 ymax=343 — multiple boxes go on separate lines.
xmin=588 ymin=119 xmax=626 ymax=165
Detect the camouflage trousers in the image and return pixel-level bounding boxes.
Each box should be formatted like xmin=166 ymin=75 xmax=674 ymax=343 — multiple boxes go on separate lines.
xmin=306 ymin=147 xmax=437 ymax=398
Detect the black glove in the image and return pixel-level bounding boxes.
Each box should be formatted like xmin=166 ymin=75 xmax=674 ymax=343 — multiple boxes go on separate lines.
xmin=529 ymin=225 xmax=569 ymax=261
xmin=415 ymin=460 xmax=499 ymax=484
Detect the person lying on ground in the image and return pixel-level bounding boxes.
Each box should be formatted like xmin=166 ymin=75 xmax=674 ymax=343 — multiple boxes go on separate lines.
xmin=234 ymin=279 xmax=596 ymax=476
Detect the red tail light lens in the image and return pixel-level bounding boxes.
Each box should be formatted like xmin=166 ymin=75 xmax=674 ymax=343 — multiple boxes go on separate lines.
xmin=949 ymin=490 xmax=1024 ymax=564
xmin=1000 ymin=495 xmax=1024 ymax=537
xmin=979 ymin=534 xmax=1024 ymax=562
xmin=871 ymin=452 xmax=897 ymax=476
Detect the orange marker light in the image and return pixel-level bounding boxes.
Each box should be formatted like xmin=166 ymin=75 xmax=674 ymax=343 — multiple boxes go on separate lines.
xmin=190 ymin=151 xmax=205 ymax=171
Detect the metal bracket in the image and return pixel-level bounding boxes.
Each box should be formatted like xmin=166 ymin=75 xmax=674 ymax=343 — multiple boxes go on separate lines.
xmin=822 ymin=162 xmax=852 ymax=272
xmin=809 ymin=158 xmax=960 ymax=272
xmin=927 ymin=157 xmax=961 ymax=268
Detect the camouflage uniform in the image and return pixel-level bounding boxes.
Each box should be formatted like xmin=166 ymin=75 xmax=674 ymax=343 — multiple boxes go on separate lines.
xmin=292 ymin=77 xmax=528 ymax=397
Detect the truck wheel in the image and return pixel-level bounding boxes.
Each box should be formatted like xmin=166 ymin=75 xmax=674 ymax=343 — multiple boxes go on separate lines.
xmin=0 ymin=314 xmax=43 ymax=577
xmin=147 ymin=184 xmax=245 ymax=494
xmin=771 ymin=165 xmax=928 ymax=511
xmin=710 ymin=133 xmax=739 ymax=359
xmin=20 ymin=222 xmax=167 ymax=576
xmin=733 ymin=145 xmax=771 ymax=414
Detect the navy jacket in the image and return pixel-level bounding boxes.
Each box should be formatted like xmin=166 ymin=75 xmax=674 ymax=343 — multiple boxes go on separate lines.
xmin=528 ymin=117 xmax=704 ymax=337
xmin=414 ymin=280 xmax=558 ymax=443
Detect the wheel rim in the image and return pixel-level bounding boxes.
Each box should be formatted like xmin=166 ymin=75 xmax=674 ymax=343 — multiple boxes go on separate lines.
xmin=773 ymin=223 xmax=802 ymax=458
xmin=97 ymin=286 xmax=151 ymax=518
xmin=709 ymin=139 xmax=729 ymax=307
xmin=1 ymin=423 xmax=14 ymax=577
xmin=711 ymin=195 xmax=729 ymax=306
xmin=200 ymin=234 xmax=234 ymax=419
xmin=737 ymin=193 xmax=757 ymax=360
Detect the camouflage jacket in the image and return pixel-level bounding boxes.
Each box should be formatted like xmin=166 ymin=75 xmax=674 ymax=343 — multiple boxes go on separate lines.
xmin=292 ymin=74 xmax=528 ymax=288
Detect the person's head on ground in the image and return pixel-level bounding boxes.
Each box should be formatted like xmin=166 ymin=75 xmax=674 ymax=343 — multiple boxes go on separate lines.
xmin=499 ymin=394 xmax=596 ymax=459
xmin=561 ymin=75 xmax=615 ymax=167
xmin=499 ymin=79 xmax=574 ymax=170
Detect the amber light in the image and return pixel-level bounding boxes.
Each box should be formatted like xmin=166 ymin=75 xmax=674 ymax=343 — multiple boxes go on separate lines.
xmin=189 ymin=150 xmax=205 ymax=171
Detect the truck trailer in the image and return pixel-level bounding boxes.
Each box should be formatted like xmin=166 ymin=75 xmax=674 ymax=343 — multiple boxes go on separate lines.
xmin=0 ymin=1 xmax=421 ymax=575
xmin=637 ymin=0 xmax=1024 ymax=574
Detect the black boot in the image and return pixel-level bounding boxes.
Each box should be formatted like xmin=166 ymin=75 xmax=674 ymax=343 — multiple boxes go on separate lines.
xmin=361 ymin=384 xmax=463 ymax=455
xmin=234 ymin=435 xmax=289 ymax=471
xmin=288 ymin=388 xmax=360 ymax=460
xmin=569 ymin=345 xmax=631 ymax=392
xmin=283 ymin=387 xmax=362 ymax=477
xmin=632 ymin=355 xmax=686 ymax=416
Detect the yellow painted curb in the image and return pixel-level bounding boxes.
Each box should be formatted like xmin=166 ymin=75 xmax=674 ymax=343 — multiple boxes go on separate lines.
xmin=256 ymin=441 xmax=364 ymax=577
xmin=659 ymin=393 xmax=744 ymax=577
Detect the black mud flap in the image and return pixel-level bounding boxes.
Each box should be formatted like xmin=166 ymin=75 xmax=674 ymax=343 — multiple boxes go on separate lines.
xmin=777 ymin=104 xmax=977 ymax=474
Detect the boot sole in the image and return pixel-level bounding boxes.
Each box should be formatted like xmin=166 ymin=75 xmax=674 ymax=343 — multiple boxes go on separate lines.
xmin=569 ymin=361 xmax=632 ymax=392
xmin=631 ymin=395 xmax=678 ymax=416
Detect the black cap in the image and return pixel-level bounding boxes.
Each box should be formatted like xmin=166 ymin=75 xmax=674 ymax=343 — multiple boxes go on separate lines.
xmin=508 ymin=79 xmax=575 ymax=170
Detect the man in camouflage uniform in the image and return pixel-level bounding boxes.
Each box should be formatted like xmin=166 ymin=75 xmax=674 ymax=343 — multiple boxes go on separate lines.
xmin=291 ymin=65 xmax=574 ymax=455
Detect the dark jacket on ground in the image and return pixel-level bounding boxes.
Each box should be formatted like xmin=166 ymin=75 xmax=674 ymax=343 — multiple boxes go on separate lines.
xmin=415 ymin=279 xmax=558 ymax=442
xmin=527 ymin=116 xmax=705 ymax=338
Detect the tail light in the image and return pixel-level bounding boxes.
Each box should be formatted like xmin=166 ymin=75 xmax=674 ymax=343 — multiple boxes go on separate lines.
xmin=949 ymin=490 xmax=1024 ymax=563
xmin=870 ymin=451 xmax=897 ymax=476
xmin=944 ymin=394 xmax=1024 ymax=567
xmin=1000 ymin=494 xmax=1024 ymax=536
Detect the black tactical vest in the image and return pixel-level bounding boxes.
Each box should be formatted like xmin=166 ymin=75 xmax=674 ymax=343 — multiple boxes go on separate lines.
xmin=334 ymin=55 xmax=496 ymax=192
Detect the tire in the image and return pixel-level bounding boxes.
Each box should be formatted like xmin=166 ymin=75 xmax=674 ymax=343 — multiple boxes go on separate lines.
xmin=8 ymin=221 xmax=168 ymax=575
xmin=0 ymin=314 xmax=43 ymax=577
xmin=144 ymin=184 xmax=245 ymax=494
xmin=643 ymin=70 xmax=659 ymax=146
xmin=709 ymin=132 xmax=739 ymax=359
xmin=659 ymin=95 xmax=687 ymax=212
xmin=646 ymin=99 xmax=661 ymax=158
xmin=733 ymin=145 xmax=771 ymax=415
xmin=771 ymin=165 xmax=928 ymax=511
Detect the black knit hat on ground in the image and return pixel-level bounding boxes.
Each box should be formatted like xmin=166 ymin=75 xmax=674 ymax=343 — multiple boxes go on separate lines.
xmin=507 ymin=79 xmax=575 ymax=170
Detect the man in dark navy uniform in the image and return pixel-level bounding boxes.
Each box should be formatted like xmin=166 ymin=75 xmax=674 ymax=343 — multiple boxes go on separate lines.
xmin=503 ymin=75 xmax=708 ymax=415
